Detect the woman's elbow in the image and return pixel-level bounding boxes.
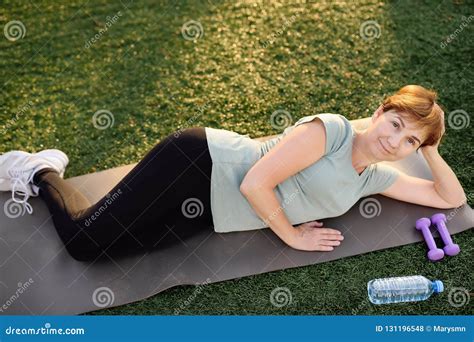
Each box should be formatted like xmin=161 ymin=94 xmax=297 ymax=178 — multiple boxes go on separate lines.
xmin=240 ymin=181 xmax=258 ymax=196
xmin=450 ymin=195 xmax=468 ymax=208
xmin=240 ymin=179 xmax=269 ymax=196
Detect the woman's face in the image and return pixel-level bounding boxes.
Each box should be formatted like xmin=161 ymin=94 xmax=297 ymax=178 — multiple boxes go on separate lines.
xmin=368 ymin=107 xmax=425 ymax=161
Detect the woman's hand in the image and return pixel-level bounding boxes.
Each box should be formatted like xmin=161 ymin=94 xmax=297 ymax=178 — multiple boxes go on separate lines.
xmin=288 ymin=220 xmax=344 ymax=252
xmin=421 ymin=105 xmax=445 ymax=154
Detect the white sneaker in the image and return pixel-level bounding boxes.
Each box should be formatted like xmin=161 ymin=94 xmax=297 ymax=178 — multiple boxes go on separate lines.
xmin=0 ymin=149 xmax=69 ymax=214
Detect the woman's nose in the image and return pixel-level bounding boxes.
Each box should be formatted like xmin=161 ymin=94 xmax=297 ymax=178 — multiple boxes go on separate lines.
xmin=387 ymin=136 xmax=401 ymax=149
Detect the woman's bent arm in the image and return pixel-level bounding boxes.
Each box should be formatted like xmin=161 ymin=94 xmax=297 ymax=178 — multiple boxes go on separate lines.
xmin=239 ymin=117 xmax=344 ymax=251
xmin=240 ymin=186 xmax=296 ymax=245
xmin=241 ymin=185 xmax=344 ymax=251
xmin=422 ymin=148 xmax=467 ymax=207
xmin=239 ymin=118 xmax=327 ymax=246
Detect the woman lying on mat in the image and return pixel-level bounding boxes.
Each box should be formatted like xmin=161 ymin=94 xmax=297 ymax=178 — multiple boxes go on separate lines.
xmin=0 ymin=85 xmax=467 ymax=261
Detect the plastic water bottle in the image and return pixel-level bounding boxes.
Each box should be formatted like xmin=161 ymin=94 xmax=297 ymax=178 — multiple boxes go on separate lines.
xmin=367 ymin=275 xmax=443 ymax=304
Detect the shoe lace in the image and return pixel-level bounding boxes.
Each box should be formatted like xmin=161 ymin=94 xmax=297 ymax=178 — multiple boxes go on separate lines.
xmin=7 ymin=168 xmax=34 ymax=215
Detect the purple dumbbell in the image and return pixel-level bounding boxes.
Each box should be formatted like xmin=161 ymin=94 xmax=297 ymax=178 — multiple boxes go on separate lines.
xmin=431 ymin=213 xmax=461 ymax=256
xmin=415 ymin=217 xmax=444 ymax=261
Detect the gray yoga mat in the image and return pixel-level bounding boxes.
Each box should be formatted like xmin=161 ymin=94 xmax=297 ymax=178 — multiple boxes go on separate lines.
xmin=1 ymin=118 xmax=472 ymax=315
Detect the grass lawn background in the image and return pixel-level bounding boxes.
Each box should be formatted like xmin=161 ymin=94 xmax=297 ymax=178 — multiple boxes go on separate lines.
xmin=1 ymin=0 xmax=472 ymax=315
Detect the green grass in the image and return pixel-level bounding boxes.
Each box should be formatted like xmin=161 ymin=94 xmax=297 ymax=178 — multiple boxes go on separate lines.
xmin=1 ymin=0 xmax=472 ymax=315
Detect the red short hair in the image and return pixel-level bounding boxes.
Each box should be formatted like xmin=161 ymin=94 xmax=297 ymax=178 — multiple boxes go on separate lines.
xmin=382 ymin=85 xmax=445 ymax=151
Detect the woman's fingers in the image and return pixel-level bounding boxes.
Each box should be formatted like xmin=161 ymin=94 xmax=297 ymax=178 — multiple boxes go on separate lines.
xmin=317 ymin=228 xmax=342 ymax=235
xmin=320 ymin=239 xmax=342 ymax=247
xmin=320 ymin=233 xmax=344 ymax=241
xmin=316 ymin=245 xmax=334 ymax=251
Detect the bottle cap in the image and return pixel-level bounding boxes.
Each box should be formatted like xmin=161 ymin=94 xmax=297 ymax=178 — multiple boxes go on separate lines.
xmin=433 ymin=280 xmax=444 ymax=293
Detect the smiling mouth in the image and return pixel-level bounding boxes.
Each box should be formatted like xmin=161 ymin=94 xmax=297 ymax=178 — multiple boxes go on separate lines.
xmin=379 ymin=140 xmax=392 ymax=154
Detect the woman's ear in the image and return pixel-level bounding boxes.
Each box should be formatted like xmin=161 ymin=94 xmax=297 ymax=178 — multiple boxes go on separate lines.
xmin=372 ymin=104 xmax=384 ymax=122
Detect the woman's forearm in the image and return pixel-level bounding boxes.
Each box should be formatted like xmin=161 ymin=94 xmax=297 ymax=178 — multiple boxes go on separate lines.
xmin=422 ymin=149 xmax=467 ymax=206
xmin=241 ymin=186 xmax=296 ymax=245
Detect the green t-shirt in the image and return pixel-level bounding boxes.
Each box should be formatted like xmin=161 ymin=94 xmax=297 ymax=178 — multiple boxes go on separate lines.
xmin=205 ymin=113 xmax=400 ymax=233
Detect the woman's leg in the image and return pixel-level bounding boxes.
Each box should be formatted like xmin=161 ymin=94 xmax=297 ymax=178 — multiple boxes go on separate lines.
xmin=32 ymin=127 xmax=213 ymax=261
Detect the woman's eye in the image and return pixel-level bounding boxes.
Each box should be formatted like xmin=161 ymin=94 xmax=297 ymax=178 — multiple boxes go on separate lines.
xmin=408 ymin=138 xmax=415 ymax=145
xmin=392 ymin=122 xmax=399 ymax=128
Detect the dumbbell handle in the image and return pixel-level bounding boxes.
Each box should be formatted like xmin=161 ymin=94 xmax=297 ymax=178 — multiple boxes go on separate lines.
xmin=419 ymin=226 xmax=438 ymax=250
xmin=434 ymin=218 xmax=454 ymax=245
xmin=416 ymin=217 xmax=444 ymax=261
xmin=431 ymin=213 xmax=460 ymax=256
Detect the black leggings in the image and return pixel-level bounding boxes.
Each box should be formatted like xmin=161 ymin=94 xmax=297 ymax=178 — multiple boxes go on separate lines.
xmin=33 ymin=127 xmax=214 ymax=262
